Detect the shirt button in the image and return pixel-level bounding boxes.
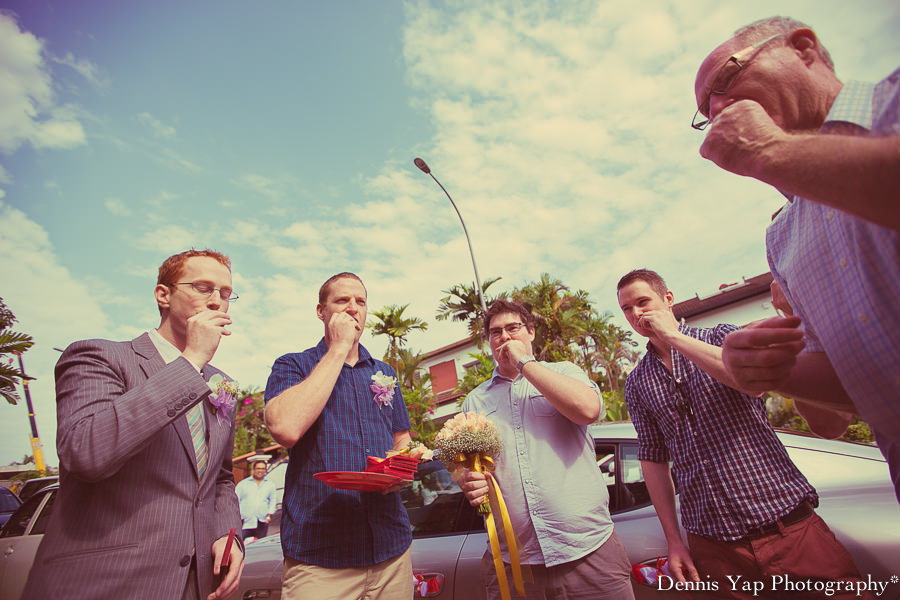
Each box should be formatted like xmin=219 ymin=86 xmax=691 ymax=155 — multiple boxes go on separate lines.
xmin=519 ymin=450 xmax=525 ymax=455
xmin=516 ymin=425 xmax=521 ymax=429
xmin=826 ymin=211 xmax=835 ymax=221
xmin=179 ymin=555 xmax=191 ymax=567
xmin=859 ymin=313 xmax=869 ymax=323
xmin=839 ymin=258 xmax=848 ymax=268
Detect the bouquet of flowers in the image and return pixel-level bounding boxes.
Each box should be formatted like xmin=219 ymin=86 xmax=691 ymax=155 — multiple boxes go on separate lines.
xmin=433 ymin=412 xmax=503 ymax=514
xmin=434 ymin=412 xmax=524 ymax=599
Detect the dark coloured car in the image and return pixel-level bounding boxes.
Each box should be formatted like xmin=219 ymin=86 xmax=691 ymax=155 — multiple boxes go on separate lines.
xmin=15 ymin=477 xmax=58 ymax=503
xmin=0 ymin=488 xmax=21 ymax=529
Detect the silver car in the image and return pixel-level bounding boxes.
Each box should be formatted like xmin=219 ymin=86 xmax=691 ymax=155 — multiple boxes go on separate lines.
xmin=230 ymin=422 xmax=900 ymax=600
xmin=1 ymin=425 xmax=897 ymax=600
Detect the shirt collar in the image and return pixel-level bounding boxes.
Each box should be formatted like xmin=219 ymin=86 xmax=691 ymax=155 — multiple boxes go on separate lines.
xmin=780 ymin=80 xmax=873 ymax=204
xmin=147 ymin=328 xmax=182 ymax=364
xmin=485 ymin=366 xmax=518 ymax=389
xmin=313 ymin=337 xmax=375 ymax=366
xmin=822 ymin=80 xmax=875 ymax=131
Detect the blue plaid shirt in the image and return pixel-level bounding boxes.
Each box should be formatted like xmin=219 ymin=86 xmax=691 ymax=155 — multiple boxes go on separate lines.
xmin=264 ymin=339 xmax=412 ymax=567
xmin=625 ymin=324 xmax=816 ymax=541
xmin=766 ymin=67 xmax=900 ymax=482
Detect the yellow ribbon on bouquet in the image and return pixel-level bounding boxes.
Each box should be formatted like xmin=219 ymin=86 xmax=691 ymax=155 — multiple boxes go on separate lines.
xmin=455 ymin=453 xmax=525 ymax=600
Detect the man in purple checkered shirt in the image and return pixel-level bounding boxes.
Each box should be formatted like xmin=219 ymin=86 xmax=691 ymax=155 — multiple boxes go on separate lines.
xmin=264 ymin=272 xmax=414 ymax=600
xmin=617 ymin=269 xmax=869 ymax=600
xmin=693 ymin=16 xmax=900 ymax=502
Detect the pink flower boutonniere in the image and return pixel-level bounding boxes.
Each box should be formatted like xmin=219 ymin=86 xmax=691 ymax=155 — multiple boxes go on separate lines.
xmin=208 ymin=374 xmax=239 ymax=424
xmin=370 ymin=371 xmax=397 ymax=409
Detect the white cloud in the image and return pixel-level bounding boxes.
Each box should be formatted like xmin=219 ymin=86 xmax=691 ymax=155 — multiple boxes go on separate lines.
xmin=0 ymin=13 xmax=87 ymax=154
xmin=104 ymin=197 xmax=131 ymax=216
xmin=53 ymin=51 xmax=109 ymax=90
xmin=137 ymin=112 xmax=176 ymax=139
xmin=134 ymin=224 xmax=203 ymax=253
xmin=0 ymin=201 xmax=113 ymax=467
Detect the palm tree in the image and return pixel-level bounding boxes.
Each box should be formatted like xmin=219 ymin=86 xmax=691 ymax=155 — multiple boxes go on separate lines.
xmin=514 ymin=274 xmax=592 ymax=362
xmin=393 ymin=348 xmax=430 ymax=391
xmin=575 ymin=312 xmax=639 ymax=392
xmin=0 ymin=298 xmax=34 ymax=406
xmin=368 ymin=304 xmax=428 ymax=369
xmin=436 ymin=277 xmax=505 ymax=346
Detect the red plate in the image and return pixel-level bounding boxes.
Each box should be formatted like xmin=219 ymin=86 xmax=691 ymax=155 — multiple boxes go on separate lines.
xmin=314 ymin=471 xmax=404 ymax=491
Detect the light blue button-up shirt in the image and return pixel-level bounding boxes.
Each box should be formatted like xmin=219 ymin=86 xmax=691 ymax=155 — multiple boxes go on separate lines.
xmin=462 ymin=361 xmax=614 ymax=567
xmin=767 ymin=70 xmax=900 ymax=443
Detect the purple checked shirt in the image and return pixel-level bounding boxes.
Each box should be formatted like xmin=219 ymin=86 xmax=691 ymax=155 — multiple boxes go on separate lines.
xmin=625 ymin=324 xmax=816 ymax=541
xmin=264 ymin=339 xmax=412 ymax=567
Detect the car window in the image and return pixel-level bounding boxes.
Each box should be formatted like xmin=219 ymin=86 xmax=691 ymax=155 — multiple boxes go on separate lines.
xmin=0 ymin=492 xmax=43 ymax=538
xmin=29 ymin=489 xmax=57 ymax=535
xmin=402 ymin=462 xmax=479 ymax=536
xmin=0 ymin=489 xmax=20 ymax=512
xmin=596 ymin=442 xmax=651 ymax=513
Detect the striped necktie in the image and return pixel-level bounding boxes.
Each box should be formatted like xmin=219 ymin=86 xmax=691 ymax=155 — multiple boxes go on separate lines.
xmin=186 ymin=403 xmax=208 ymax=477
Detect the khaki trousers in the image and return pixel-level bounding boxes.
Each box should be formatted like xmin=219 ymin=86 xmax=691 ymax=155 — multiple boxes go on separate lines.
xmin=282 ymin=547 xmax=413 ymax=600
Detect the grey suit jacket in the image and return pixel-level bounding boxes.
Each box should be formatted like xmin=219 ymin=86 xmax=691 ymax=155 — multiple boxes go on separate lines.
xmin=22 ymin=333 xmax=241 ymax=600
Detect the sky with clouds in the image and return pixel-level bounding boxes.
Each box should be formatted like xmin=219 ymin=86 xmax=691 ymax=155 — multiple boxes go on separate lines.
xmin=1 ymin=0 xmax=898 ymax=467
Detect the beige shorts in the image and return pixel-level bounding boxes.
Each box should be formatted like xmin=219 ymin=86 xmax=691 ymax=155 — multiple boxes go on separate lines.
xmin=282 ymin=546 xmax=413 ymax=600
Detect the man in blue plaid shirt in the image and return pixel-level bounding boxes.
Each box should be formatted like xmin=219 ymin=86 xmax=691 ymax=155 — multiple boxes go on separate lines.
xmin=264 ymin=272 xmax=413 ymax=600
xmin=617 ymin=269 xmax=869 ymax=600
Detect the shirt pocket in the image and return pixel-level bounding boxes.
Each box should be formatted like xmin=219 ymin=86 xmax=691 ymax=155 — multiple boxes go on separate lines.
xmin=528 ymin=393 xmax=557 ymax=417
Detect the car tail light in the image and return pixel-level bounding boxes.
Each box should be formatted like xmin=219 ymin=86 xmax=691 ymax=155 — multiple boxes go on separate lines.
xmin=414 ymin=572 xmax=445 ymax=597
xmin=631 ymin=556 xmax=672 ymax=586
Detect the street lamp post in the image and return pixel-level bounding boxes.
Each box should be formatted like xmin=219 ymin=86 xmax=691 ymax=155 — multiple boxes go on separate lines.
xmin=414 ymin=157 xmax=488 ymax=315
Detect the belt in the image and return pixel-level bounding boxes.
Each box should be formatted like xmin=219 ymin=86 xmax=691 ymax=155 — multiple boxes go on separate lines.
xmin=742 ymin=500 xmax=814 ymax=540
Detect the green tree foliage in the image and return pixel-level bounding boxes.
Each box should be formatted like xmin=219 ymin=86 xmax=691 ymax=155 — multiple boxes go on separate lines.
xmin=368 ymin=307 xmax=437 ymax=446
xmin=512 ymin=274 xmax=639 ymax=397
xmin=765 ymin=392 xmax=873 ymax=443
xmin=0 ymin=297 xmax=35 ymax=406
xmin=455 ymin=350 xmax=495 ymax=402
xmin=368 ymin=304 xmax=428 ymax=370
xmin=435 ymin=277 xmax=506 ymax=347
xmin=233 ymin=388 xmax=276 ymax=457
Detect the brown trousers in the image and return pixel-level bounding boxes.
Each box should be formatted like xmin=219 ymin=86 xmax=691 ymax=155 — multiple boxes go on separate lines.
xmin=686 ymin=513 xmax=873 ymax=600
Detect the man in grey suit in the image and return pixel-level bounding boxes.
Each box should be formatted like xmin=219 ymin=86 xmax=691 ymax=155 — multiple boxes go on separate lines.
xmin=23 ymin=249 xmax=245 ymax=600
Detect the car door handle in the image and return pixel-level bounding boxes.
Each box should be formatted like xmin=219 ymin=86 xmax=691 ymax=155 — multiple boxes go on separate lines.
xmin=3 ymin=546 xmax=13 ymax=557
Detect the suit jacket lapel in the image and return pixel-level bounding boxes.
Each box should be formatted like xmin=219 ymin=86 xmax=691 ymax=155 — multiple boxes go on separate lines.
xmin=132 ymin=333 xmax=201 ymax=475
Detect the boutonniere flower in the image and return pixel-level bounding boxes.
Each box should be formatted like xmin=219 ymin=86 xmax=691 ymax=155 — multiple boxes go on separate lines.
xmin=208 ymin=374 xmax=239 ymax=424
xmin=370 ymin=371 xmax=397 ymax=409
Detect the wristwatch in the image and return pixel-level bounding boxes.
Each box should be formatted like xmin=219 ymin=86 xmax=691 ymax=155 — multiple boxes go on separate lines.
xmin=516 ymin=355 xmax=536 ymax=373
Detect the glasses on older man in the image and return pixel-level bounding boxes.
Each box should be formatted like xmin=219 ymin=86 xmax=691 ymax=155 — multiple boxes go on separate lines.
xmin=488 ymin=322 xmax=526 ymax=340
xmin=691 ymin=34 xmax=784 ymax=130
xmin=171 ymin=281 xmax=239 ymax=302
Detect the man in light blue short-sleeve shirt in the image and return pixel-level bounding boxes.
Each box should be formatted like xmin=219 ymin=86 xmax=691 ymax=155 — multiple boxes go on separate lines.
xmin=459 ymin=300 xmax=634 ymax=600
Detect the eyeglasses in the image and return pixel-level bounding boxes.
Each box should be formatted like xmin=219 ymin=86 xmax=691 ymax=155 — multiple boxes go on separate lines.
xmin=171 ymin=281 xmax=239 ymax=302
xmin=668 ymin=378 xmax=693 ymax=419
xmin=488 ymin=322 xmax=526 ymax=339
xmin=692 ymin=34 xmax=783 ymax=130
